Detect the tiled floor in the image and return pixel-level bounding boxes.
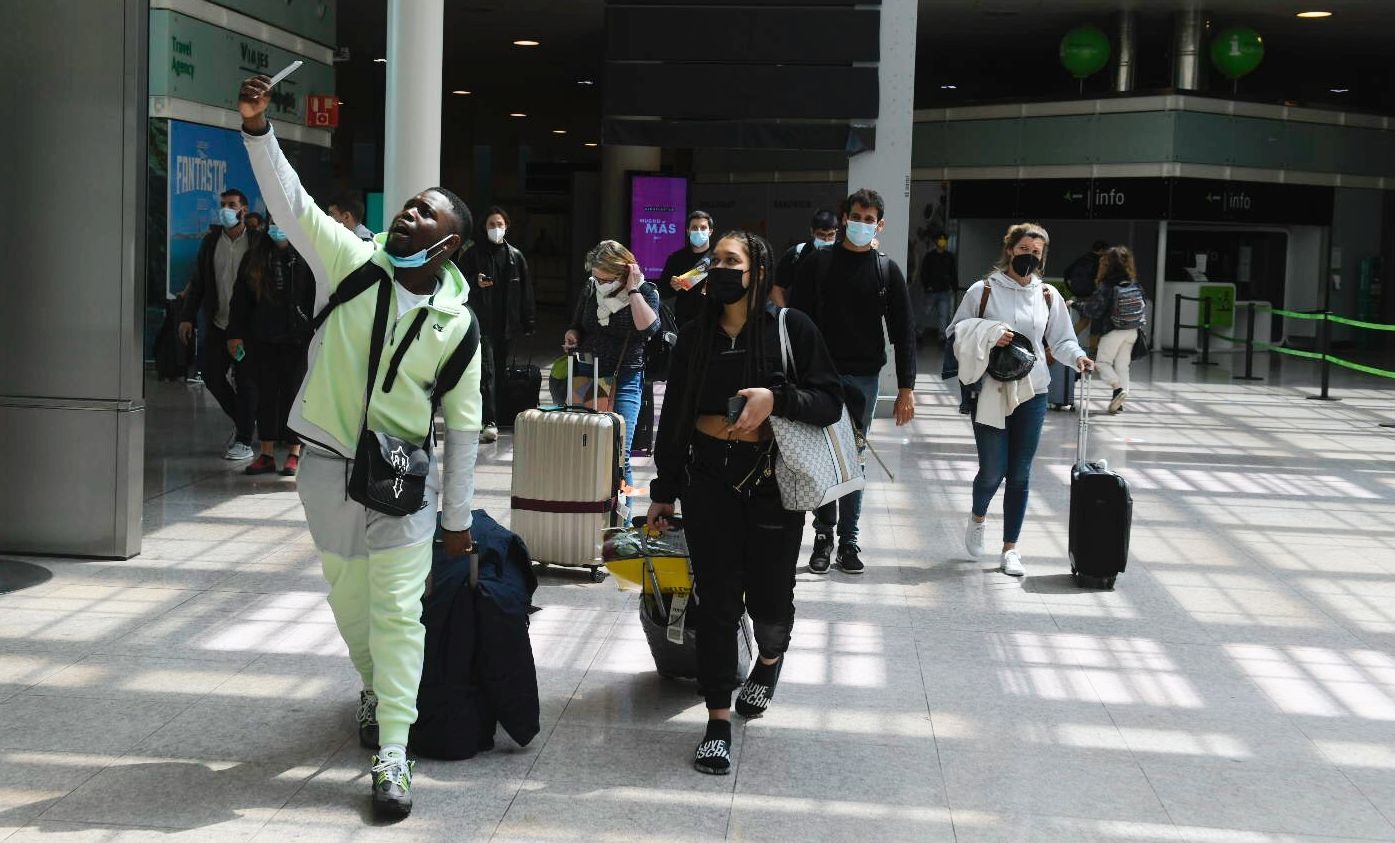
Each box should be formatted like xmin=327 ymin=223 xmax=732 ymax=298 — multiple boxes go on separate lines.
xmin=2 ymin=344 xmax=1394 ymax=841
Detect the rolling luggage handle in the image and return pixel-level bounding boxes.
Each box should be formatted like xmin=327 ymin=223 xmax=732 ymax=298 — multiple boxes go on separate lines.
xmin=1077 ymin=371 xmax=1090 ymax=464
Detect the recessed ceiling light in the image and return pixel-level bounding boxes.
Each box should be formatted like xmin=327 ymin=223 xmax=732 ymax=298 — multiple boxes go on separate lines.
xmin=336 ymin=99 xmax=344 ymax=105
xmin=940 ymin=84 xmax=958 ymax=90
xmin=1296 ymin=10 xmax=1332 ymax=17
xmin=577 ymin=80 xmax=595 ymax=86
xmin=513 ymin=39 xmax=540 ymax=47
xmin=584 ymin=142 xmax=598 ymax=148
xmin=552 ymin=129 xmax=567 ymax=135
xmin=1330 ymin=87 xmax=1350 ymax=93
xmin=373 ymin=57 xmax=386 ymax=63
xmin=451 ymin=90 xmax=471 ymax=95
xmin=509 ymin=112 xmax=527 ymax=118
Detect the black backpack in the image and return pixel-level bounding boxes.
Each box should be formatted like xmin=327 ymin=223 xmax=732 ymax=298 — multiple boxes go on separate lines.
xmin=645 ymin=297 xmax=680 ymax=381
xmin=1064 ymin=253 xmax=1100 ymax=299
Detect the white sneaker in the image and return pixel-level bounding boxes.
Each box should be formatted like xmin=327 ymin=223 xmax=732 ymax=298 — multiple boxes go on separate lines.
xmin=964 ymin=516 xmax=987 ymax=558
xmin=1001 ymin=549 xmax=1026 ymax=578
xmin=1108 ymin=389 xmax=1128 ymax=414
xmin=224 ymin=441 xmax=255 ymax=461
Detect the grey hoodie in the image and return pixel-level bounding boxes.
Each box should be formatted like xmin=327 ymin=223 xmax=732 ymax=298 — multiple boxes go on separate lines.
xmin=947 ymin=271 xmax=1087 ymax=395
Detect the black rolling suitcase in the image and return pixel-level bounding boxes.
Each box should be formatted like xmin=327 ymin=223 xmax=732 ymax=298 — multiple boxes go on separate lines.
xmin=501 ymin=358 xmax=542 ymax=427
xmin=1069 ymin=376 xmax=1132 ymax=589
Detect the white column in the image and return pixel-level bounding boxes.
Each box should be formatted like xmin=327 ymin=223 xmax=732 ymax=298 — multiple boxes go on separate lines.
xmin=383 ymin=0 xmax=444 ymax=213
xmin=848 ymin=0 xmax=917 ymax=412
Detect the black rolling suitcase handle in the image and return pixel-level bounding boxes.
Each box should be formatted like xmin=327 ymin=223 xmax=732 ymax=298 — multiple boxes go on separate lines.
xmin=1077 ymin=372 xmax=1091 ymax=464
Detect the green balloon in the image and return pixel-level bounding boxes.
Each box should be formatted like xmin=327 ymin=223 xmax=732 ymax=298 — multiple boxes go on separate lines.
xmin=1059 ymin=26 xmax=1111 ymax=79
xmin=1210 ymin=26 xmax=1264 ymax=80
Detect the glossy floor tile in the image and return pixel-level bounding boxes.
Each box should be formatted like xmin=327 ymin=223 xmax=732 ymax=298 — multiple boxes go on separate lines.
xmin=1 ymin=344 xmax=1393 ymax=841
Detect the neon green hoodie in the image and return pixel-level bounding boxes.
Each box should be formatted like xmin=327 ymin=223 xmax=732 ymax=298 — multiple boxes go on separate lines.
xmin=243 ymin=125 xmax=482 ymax=530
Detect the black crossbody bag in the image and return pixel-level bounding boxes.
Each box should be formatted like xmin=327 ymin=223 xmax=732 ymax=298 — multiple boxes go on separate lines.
xmin=314 ymin=267 xmax=480 ymax=517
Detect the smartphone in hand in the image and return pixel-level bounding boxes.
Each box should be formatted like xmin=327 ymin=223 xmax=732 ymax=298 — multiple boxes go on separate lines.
xmin=725 ymin=395 xmax=748 ymax=425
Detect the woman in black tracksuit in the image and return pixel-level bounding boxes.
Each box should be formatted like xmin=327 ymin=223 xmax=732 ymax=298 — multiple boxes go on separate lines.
xmin=227 ymin=223 xmax=315 ymax=476
xmin=647 ymin=231 xmax=844 ymax=776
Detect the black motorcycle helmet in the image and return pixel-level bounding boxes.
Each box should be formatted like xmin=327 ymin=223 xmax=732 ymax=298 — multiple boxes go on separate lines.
xmin=987 ymin=331 xmax=1037 ymax=381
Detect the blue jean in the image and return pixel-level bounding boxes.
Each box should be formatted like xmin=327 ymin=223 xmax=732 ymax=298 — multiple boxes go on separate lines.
xmin=971 ymin=393 xmax=1048 ymax=545
xmin=614 ymin=366 xmax=644 ymax=487
xmin=928 ymin=291 xmax=954 ymax=339
xmin=813 ymin=374 xmax=879 ymax=545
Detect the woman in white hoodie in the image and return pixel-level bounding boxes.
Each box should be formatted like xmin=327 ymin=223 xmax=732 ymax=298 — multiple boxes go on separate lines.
xmin=947 ymin=223 xmax=1093 ymax=577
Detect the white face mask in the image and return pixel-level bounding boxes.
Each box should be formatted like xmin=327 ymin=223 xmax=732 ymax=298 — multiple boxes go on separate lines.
xmin=487 ymin=227 xmax=507 ymax=245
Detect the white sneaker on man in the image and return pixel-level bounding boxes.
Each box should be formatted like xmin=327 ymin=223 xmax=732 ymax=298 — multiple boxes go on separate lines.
xmin=964 ymin=516 xmax=987 ymax=558
xmin=1000 ymin=549 xmax=1026 ymax=578
xmin=1108 ymin=389 xmax=1128 ymax=414
xmin=224 ymin=441 xmax=254 ymax=461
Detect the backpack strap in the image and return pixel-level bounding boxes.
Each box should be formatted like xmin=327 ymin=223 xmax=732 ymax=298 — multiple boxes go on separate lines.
xmin=430 ymin=310 xmax=483 ymax=409
xmin=874 ymin=251 xmax=890 ymax=316
xmin=313 ymin=261 xmax=389 ymax=332
xmin=978 ymin=285 xmax=991 ymax=318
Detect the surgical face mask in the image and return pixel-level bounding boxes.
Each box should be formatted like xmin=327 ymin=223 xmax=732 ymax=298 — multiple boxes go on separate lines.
xmin=217 ymin=207 xmax=241 ymax=228
xmin=812 ymin=236 xmax=835 ymax=249
xmin=1011 ymin=252 xmax=1042 ymax=277
xmin=386 ymin=235 xmax=453 ymax=269
xmin=704 ymin=266 xmax=748 ymax=305
xmin=845 ymin=221 xmax=877 ymax=248
xmin=689 ymin=229 xmax=710 ymax=249
xmin=487 ymin=226 xmax=507 ymax=245
xmin=267 ymin=225 xmax=288 ymax=243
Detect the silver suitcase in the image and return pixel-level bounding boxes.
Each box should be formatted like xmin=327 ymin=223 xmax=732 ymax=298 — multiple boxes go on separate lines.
xmin=510 ymin=356 xmax=625 ymax=581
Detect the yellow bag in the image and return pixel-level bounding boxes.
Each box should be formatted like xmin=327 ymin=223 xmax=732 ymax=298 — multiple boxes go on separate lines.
xmin=602 ymin=524 xmax=693 ymax=594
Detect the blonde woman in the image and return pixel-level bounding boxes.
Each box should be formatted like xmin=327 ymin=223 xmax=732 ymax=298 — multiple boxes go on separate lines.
xmin=948 ymin=223 xmax=1093 ymax=578
xmin=563 ymin=240 xmax=661 ymax=489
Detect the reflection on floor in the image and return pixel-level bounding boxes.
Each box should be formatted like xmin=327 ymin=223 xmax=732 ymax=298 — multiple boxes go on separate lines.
xmin=2 ymin=347 xmax=1394 ymax=841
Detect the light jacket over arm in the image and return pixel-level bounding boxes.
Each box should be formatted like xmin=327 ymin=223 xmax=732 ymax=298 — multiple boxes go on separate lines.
xmin=441 ymin=322 xmax=484 ymax=532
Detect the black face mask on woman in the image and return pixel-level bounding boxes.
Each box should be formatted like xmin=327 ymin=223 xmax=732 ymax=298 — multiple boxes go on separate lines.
xmin=705 ymin=266 xmax=748 ymax=305
xmin=1011 ymin=253 xmax=1042 ymax=277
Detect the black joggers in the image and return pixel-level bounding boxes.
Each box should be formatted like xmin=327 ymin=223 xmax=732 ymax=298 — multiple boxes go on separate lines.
xmin=200 ymin=325 xmax=257 ymax=445
xmin=682 ymin=433 xmax=804 ymax=710
xmin=252 ymin=341 xmax=308 ymax=444
xmin=479 ymin=333 xmax=511 ymax=427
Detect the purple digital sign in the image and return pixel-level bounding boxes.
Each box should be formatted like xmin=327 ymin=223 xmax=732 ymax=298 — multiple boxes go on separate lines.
xmin=629 ymin=175 xmax=688 ymax=282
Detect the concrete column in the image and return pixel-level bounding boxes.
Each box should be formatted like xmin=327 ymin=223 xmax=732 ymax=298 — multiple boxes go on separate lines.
xmin=600 ymin=144 xmax=661 ymax=242
xmin=1174 ymin=10 xmax=1204 ymax=91
xmin=383 ymin=0 xmax=444 ymax=213
xmin=848 ymin=0 xmax=917 ymax=412
xmin=1115 ymin=10 xmax=1137 ymax=93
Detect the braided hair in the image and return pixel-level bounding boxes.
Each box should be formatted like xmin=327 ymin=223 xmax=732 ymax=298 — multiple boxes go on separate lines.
xmin=668 ymin=230 xmax=778 ymax=453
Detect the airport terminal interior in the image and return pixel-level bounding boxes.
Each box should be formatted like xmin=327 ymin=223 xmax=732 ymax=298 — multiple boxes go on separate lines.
xmin=4 ymin=0 xmax=1395 ymax=840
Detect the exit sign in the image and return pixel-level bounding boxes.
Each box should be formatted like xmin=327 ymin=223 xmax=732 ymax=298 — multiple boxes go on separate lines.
xmin=306 ymin=95 xmax=339 ymax=128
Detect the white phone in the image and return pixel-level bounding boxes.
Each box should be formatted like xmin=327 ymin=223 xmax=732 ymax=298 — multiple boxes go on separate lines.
xmin=266 ymin=60 xmax=303 ymax=88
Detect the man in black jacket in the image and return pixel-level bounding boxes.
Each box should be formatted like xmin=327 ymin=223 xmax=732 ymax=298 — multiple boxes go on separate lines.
xmin=771 ymin=208 xmax=838 ymax=307
xmin=660 ymin=210 xmax=715 ymax=328
xmin=789 ymin=188 xmax=917 ymax=576
xmin=453 ymin=206 xmax=535 ymax=442
xmin=179 ymin=188 xmax=261 ymax=461
xmin=919 ymin=235 xmax=958 ymax=341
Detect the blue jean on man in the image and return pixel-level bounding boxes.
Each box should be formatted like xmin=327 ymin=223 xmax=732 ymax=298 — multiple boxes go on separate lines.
xmin=613 ymin=365 xmax=645 ymax=488
xmin=927 ymin=290 xmax=955 ymax=339
xmin=971 ymin=393 xmax=1048 ymax=545
xmin=813 ymin=374 xmax=879 ymax=546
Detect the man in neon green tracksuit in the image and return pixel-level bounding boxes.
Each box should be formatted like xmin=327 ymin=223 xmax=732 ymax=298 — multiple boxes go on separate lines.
xmin=238 ymin=76 xmax=481 ymax=818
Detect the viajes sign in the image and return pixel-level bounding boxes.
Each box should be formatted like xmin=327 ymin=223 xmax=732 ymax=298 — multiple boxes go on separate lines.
xmin=148 ymin=10 xmax=333 ymax=125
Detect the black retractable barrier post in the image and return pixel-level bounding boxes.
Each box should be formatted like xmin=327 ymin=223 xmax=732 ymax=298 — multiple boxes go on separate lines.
xmin=1165 ymin=293 xmax=1192 ymax=359
xmin=1234 ymin=302 xmax=1264 ymax=381
xmin=1306 ymin=311 xmax=1340 ymax=402
xmin=1193 ymin=297 xmax=1217 ymax=366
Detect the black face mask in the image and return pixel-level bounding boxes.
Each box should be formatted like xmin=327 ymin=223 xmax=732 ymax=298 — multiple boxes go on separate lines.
xmin=705 ymin=266 xmax=748 ymax=305
xmin=1011 ymin=253 xmax=1041 ymax=277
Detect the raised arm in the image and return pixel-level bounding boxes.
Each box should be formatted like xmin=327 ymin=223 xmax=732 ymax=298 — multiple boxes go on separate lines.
xmin=237 ymin=75 xmax=372 ymax=304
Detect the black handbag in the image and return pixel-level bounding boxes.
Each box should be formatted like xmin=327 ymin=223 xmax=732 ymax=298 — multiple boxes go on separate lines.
xmin=1131 ymin=328 xmax=1150 ymax=361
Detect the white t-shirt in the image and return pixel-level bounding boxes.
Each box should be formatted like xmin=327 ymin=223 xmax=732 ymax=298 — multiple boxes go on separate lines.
xmin=394 ymin=280 xmax=435 ymax=319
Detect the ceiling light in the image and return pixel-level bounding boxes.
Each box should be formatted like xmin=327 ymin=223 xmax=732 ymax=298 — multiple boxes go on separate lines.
xmin=940 ymin=84 xmax=958 ymax=90
xmin=509 ymin=112 xmax=527 ymax=118
xmin=577 ymin=80 xmax=595 ymax=86
xmin=552 ymin=129 xmax=567 ymax=135
xmin=1330 ymin=87 xmax=1350 ymax=93
xmin=451 ymin=90 xmax=471 ymax=95
xmin=513 ymin=39 xmax=540 ymax=47
xmin=1296 ymin=11 xmax=1332 ymax=18
xmin=584 ymin=142 xmax=598 ymax=148
xmin=373 ymin=57 xmax=386 ymax=63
